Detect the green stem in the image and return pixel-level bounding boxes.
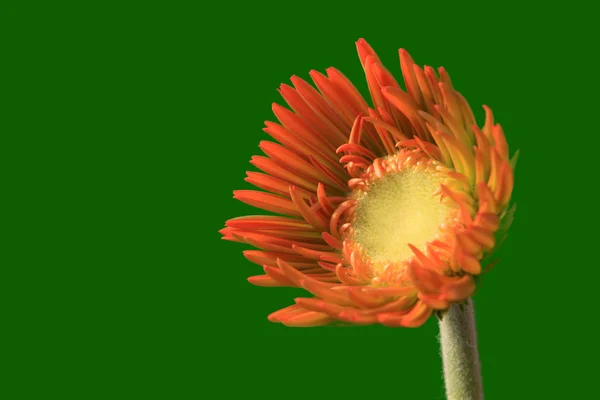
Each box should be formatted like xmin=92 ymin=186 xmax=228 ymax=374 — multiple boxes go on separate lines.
xmin=438 ymin=298 xmax=484 ymax=400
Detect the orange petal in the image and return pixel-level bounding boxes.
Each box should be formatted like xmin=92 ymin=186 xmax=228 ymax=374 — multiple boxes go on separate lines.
xmin=227 ymin=215 xmax=312 ymax=231
xmin=294 ymin=297 xmax=346 ymax=317
xmin=335 ymin=264 xmax=364 ymax=286
xmin=233 ymin=190 xmax=300 ymax=217
xmin=473 ymin=147 xmax=488 ymax=187
xmin=322 ymin=232 xmax=342 ymax=250
xmin=482 ymin=105 xmax=495 ymax=141
xmin=492 ymin=124 xmax=509 ymax=160
xmin=360 ymin=286 xmax=417 ymax=297
xmin=272 ymin=102 xmax=338 ymax=155
xmin=346 ymin=287 xmax=388 ymax=308
xmin=337 ymin=309 xmax=378 ymax=325
xmin=278 ymin=83 xmax=346 ymax=147
xmin=290 ymin=75 xmax=349 ymax=133
xmin=316 ymin=183 xmax=335 ymax=215
xmin=458 ymin=253 xmax=482 ymax=275
xmin=257 ymin=144 xmax=324 ymax=189
xmin=307 ymin=155 xmax=349 ymax=192
xmin=248 ymin=274 xmax=285 ymax=287
xmin=399 ymin=300 xmax=433 ymax=328
xmin=440 ymin=275 xmax=476 ymax=301
xmin=418 ymin=292 xmax=450 ymax=310
xmin=263 ymin=266 xmax=296 ymax=286
xmin=243 ymin=250 xmax=313 ymax=266
xmin=281 ymin=311 xmax=334 ymax=327
xmin=245 ymin=171 xmax=312 ymax=199
xmin=399 ymin=48 xmax=424 ymax=108
xmin=457 ymin=232 xmax=482 ymax=255
xmin=289 ymin=186 xmax=328 ymax=231
xmin=292 ymin=244 xmax=342 ymax=263
xmin=299 ymin=278 xmax=351 ymax=305
xmin=310 ymin=70 xmax=357 ymax=124
xmin=326 ymin=67 xmax=370 ymax=115
xmin=378 ymin=300 xmax=432 ymax=328
xmin=407 ymin=260 xmax=444 ymax=294
xmin=356 ymin=38 xmax=382 ymax=68
xmin=494 ymin=160 xmax=514 ymax=208
xmin=468 ymin=227 xmax=495 ymax=251
xmin=268 ymin=304 xmax=304 ymax=322
xmin=263 ymin=121 xmax=343 ymax=176
xmin=474 ymin=211 xmax=500 ymax=231
xmin=382 ymin=86 xmax=427 ymax=139
xmin=476 ymin=183 xmax=498 ymax=214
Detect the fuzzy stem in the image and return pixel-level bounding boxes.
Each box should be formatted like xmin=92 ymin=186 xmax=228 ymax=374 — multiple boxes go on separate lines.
xmin=438 ymin=298 xmax=484 ymax=400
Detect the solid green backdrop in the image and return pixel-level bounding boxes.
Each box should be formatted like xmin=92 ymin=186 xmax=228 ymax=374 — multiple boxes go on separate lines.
xmin=4 ymin=1 xmax=598 ymax=399
xmin=203 ymin=6 xmax=594 ymax=400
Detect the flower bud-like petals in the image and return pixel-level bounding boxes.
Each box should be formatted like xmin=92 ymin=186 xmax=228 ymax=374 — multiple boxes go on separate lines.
xmin=223 ymin=39 xmax=516 ymax=328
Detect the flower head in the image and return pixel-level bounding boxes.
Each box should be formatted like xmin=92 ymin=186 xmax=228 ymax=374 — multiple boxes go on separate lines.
xmin=220 ymin=39 xmax=516 ymax=328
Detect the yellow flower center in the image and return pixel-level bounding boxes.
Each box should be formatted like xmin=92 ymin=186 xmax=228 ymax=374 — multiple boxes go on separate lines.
xmin=349 ymin=152 xmax=455 ymax=273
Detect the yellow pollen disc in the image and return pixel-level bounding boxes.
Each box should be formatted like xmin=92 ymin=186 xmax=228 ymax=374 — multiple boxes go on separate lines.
xmin=352 ymin=168 xmax=451 ymax=266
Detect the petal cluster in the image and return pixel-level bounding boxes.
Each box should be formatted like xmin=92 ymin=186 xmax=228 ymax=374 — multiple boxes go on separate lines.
xmin=221 ymin=39 xmax=516 ymax=327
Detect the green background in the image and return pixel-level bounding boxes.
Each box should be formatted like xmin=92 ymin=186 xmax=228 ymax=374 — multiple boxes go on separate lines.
xmin=5 ymin=1 xmax=598 ymax=399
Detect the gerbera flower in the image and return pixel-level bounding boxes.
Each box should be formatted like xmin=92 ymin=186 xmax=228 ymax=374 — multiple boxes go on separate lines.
xmin=220 ymin=39 xmax=516 ymax=329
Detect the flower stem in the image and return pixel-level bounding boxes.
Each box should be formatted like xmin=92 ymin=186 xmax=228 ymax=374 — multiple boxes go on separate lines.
xmin=438 ymin=298 xmax=484 ymax=400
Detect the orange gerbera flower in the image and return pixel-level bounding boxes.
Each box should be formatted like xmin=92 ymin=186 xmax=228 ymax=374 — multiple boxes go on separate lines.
xmin=220 ymin=39 xmax=516 ymax=328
